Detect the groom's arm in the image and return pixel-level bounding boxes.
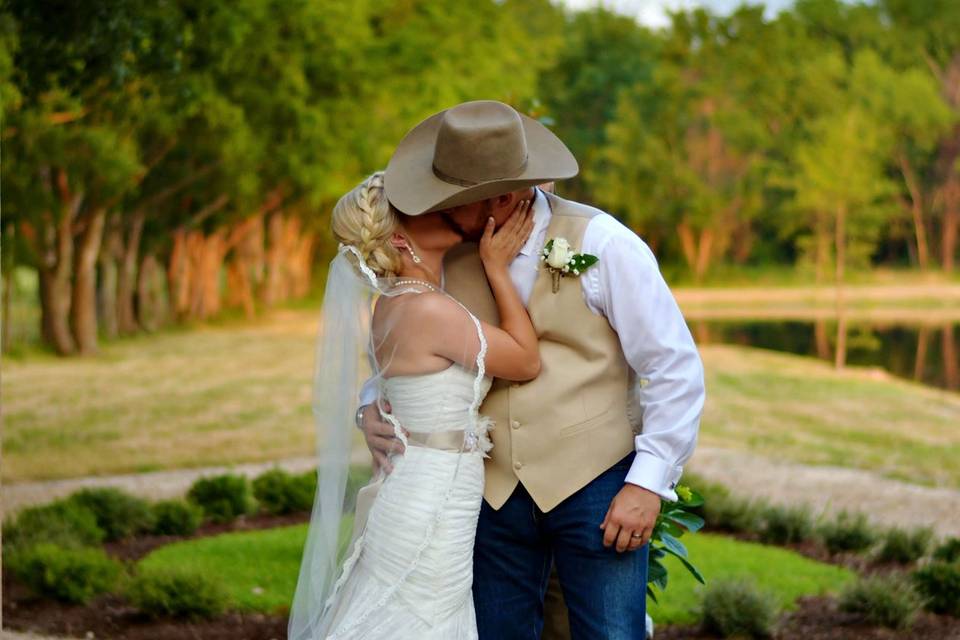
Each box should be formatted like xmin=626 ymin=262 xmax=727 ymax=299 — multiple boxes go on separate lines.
xmin=585 ymin=216 xmax=705 ymax=551
xmin=586 ymin=220 xmax=705 ymax=500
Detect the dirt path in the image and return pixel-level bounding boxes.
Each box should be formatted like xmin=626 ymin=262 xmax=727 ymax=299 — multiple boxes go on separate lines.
xmin=687 ymin=446 xmax=960 ymax=539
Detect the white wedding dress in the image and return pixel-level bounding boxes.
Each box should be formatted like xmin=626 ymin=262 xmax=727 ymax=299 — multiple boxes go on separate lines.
xmin=320 ymin=358 xmax=493 ymax=639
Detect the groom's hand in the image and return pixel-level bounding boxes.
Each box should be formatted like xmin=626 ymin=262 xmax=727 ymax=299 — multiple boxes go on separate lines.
xmin=359 ymin=403 xmax=408 ymax=474
xmin=600 ymin=484 xmax=661 ymax=553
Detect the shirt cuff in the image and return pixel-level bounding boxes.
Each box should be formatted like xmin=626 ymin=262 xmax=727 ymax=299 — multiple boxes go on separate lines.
xmin=624 ymin=450 xmax=682 ymax=502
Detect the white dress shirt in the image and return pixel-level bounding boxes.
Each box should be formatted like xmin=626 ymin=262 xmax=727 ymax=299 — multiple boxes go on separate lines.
xmin=361 ymin=187 xmax=705 ymax=502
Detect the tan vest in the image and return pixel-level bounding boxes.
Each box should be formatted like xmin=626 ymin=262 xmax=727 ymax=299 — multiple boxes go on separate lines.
xmin=444 ymin=192 xmax=634 ymax=513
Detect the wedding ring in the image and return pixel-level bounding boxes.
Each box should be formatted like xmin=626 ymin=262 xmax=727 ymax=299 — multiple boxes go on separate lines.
xmin=631 ymin=533 xmax=643 ymax=539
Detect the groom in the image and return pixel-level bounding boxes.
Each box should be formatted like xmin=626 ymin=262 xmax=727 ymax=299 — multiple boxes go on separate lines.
xmin=360 ymin=100 xmax=705 ymax=639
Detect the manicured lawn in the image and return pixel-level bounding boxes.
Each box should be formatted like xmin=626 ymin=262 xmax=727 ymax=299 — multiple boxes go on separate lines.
xmin=647 ymin=533 xmax=855 ymax=625
xmin=138 ymin=526 xmax=853 ymax=625
xmin=137 ymin=517 xmax=353 ymax=615
xmin=4 ymin=307 xmax=958 ymax=486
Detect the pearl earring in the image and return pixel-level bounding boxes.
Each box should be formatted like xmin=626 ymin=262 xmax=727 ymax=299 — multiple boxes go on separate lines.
xmin=406 ymin=244 xmax=422 ymax=264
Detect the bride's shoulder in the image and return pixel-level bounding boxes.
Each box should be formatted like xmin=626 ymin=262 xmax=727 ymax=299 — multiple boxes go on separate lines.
xmin=377 ymin=291 xmax=466 ymax=325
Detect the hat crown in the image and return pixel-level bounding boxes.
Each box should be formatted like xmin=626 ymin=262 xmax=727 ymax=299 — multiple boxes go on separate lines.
xmin=432 ymin=101 xmax=528 ymax=187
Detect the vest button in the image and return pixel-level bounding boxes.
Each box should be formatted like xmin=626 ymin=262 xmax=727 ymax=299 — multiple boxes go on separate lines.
xmin=514 ymin=461 xmax=523 ymax=470
xmin=511 ymin=420 xmax=520 ymax=430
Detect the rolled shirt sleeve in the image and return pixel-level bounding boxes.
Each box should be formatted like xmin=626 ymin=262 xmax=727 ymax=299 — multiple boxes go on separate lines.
xmin=582 ymin=215 xmax=705 ymax=502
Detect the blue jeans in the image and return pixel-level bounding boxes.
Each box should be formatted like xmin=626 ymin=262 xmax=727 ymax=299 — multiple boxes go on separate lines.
xmin=473 ymin=452 xmax=649 ymax=640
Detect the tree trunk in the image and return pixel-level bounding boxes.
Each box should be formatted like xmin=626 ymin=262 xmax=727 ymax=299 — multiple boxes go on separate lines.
xmin=187 ymin=228 xmax=228 ymax=320
xmin=899 ymin=154 xmax=930 ymax=270
xmin=71 ymin=208 xmax=107 ymax=354
xmin=117 ymin=209 xmax=145 ymax=333
xmin=97 ymin=213 xmax=123 ymax=340
xmin=814 ymin=319 xmax=831 ymax=361
xmin=137 ymin=252 xmax=164 ymax=331
xmin=834 ymin=204 xmax=847 ymax=370
xmin=167 ymin=228 xmax=191 ymax=321
xmin=262 ymin=210 xmax=287 ymax=306
xmin=36 ymin=171 xmax=82 ymax=355
xmin=676 ymin=222 xmax=714 ymax=283
xmin=941 ymin=178 xmax=959 ymax=273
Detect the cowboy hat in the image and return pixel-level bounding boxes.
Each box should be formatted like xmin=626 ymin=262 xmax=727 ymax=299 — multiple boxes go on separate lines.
xmin=384 ymin=100 xmax=578 ymax=216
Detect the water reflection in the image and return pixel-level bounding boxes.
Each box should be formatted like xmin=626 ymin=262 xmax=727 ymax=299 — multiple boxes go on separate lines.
xmin=691 ymin=319 xmax=960 ymax=392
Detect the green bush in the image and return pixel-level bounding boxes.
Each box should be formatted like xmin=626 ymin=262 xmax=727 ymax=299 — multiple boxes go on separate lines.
xmin=252 ymin=468 xmax=315 ymax=515
xmin=9 ymin=543 xmax=123 ymax=604
xmin=818 ymin=510 xmax=877 ymax=554
xmin=3 ymin=499 xmax=104 ymax=552
xmin=701 ymin=490 xmax=766 ymax=534
xmin=151 ymin=499 xmax=204 ymax=536
xmin=839 ymin=574 xmax=924 ymax=629
xmin=700 ymin=578 xmax=778 ymax=639
xmin=912 ymin=561 xmax=960 ymax=617
xmin=876 ymin=527 xmax=933 ymax=564
xmin=759 ymin=504 xmax=815 ymax=545
xmin=933 ymin=537 xmax=960 ymax=564
xmin=187 ymin=474 xmax=254 ymax=524
xmin=126 ymin=566 xmax=230 ymax=620
xmin=67 ymin=487 xmax=156 ymax=542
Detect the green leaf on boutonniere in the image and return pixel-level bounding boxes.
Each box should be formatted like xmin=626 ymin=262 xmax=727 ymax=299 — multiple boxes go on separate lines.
xmin=570 ymin=254 xmax=598 ymax=270
xmin=543 ymin=239 xmax=554 ymax=255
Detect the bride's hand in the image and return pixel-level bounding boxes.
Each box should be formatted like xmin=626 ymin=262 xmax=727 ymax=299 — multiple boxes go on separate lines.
xmin=479 ymin=198 xmax=534 ymax=271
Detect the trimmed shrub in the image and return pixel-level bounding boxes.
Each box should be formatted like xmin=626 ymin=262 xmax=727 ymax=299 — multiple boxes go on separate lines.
xmin=67 ymin=487 xmax=156 ymax=542
xmin=3 ymin=499 xmax=104 ymax=552
xmin=187 ymin=474 xmax=253 ymax=524
xmin=701 ymin=578 xmax=778 ymax=639
xmin=933 ymin=537 xmax=960 ymax=564
xmin=9 ymin=543 xmax=123 ymax=604
xmin=702 ymin=490 xmax=767 ymax=534
xmin=759 ymin=504 xmax=815 ymax=545
xmin=876 ymin=527 xmax=933 ymax=564
xmin=839 ymin=574 xmax=924 ymax=629
xmin=912 ymin=561 xmax=960 ymax=617
xmin=818 ymin=510 xmax=877 ymax=554
xmin=253 ymin=468 xmax=315 ymax=515
xmin=151 ymin=499 xmax=203 ymax=536
xmin=126 ymin=566 xmax=230 ymax=620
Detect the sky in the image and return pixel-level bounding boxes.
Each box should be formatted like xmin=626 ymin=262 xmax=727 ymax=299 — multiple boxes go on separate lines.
xmin=557 ymin=0 xmax=799 ymax=28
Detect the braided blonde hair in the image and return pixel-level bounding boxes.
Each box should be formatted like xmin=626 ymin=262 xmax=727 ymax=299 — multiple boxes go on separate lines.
xmin=332 ymin=171 xmax=404 ymax=277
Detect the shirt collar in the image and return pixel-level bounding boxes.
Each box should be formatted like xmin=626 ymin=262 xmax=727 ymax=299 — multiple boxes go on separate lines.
xmin=519 ymin=187 xmax=552 ymax=257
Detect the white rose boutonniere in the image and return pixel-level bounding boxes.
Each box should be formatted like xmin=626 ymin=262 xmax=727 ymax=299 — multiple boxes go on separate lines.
xmin=540 ymin=237 xmax=599 ymax=293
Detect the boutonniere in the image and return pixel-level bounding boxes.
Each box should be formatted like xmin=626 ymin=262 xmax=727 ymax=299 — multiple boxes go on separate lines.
xmin=540 ymin=237 xmax=599 ymax=293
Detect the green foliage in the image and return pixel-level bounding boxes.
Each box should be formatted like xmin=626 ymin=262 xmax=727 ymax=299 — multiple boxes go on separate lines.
xmin=875 ymin=526 xmax=933 ymax=564
xmin=3 ymin=499 xmax=104 ymax=552
xmin=187 ymin=473 xmax=254 ymax=524
xmin=126 ymin=565 xmax=230 ymax=620
xmin=700 ymin=578 xmax=779 ymax=639
xmin=701 ymin=490 xmax=767 ymax=534
xmin=818 ymin=510 xmax=878 ymax=554
xmin=912 ymin=562 xmax=960 ymax=616
xmin=151 ymin=499 xmax=204 ymax=536
xmin=759 ymin=504 xmax=816 ymax=545
xmin=252 ymin=468 xmax=315 ymax=516
xmin=67 ymin=487 xmax=155 ymax=542
xmin=8 ymin=543 xmax=123 ymax=604
xmin=839 ymin=574 xmax=925 ymax=629
xmin=933 ymin=537 xmax=960 ymax=564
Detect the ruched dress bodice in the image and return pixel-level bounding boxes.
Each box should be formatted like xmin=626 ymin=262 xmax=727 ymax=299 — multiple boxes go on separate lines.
xmin=321 ymin=363 xmax=493 ymax=640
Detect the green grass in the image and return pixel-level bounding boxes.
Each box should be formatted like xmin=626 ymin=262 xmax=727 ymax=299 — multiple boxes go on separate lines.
xmin=4 ymin=306 xmax=958 ymax=485
xmin=647 ymin=533 xmax=855 ymax=625
xmin=136 ymin=517 xmax=353 ymax=615
xmin=137 ymin=526 xmax=852 ymax=624
xmin=701 ymin=345 xmax=960 ymax=488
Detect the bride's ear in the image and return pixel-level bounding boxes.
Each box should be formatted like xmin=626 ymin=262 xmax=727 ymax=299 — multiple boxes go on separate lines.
xmin=389 ymin=232 xmax=409 ymax=250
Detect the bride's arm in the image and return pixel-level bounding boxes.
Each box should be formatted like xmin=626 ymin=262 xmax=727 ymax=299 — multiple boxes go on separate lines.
xmin=419 ymin=200 xmax=540 ymax=381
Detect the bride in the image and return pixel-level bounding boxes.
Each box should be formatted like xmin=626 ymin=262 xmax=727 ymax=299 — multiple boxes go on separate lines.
xmin=288 ymin=171 xmax=541 ymax=639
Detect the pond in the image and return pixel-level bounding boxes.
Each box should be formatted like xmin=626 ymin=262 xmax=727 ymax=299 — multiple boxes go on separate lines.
xmin=689 ymin=319 xmax=959 ymax=392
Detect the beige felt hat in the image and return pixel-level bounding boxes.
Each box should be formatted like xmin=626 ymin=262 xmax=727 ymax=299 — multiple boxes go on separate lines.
xmin=384 ymin=100 xmax=578 ymax=216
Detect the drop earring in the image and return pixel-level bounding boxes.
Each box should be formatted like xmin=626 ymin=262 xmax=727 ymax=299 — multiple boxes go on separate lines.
xmin=406 ymin=244 xmax=422 ymax=264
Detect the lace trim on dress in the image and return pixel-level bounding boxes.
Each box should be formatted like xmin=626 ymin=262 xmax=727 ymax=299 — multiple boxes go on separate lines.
xmin=323 ymin=289 xmax=492 ymax=638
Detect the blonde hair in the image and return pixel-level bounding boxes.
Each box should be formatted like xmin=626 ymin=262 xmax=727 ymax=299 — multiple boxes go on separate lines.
xmin=332 ymin=171 xmax=404 ymax=277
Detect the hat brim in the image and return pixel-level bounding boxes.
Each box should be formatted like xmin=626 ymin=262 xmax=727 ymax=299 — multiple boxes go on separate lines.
xmin=384 ymin=110 xmax=578 ymax=216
